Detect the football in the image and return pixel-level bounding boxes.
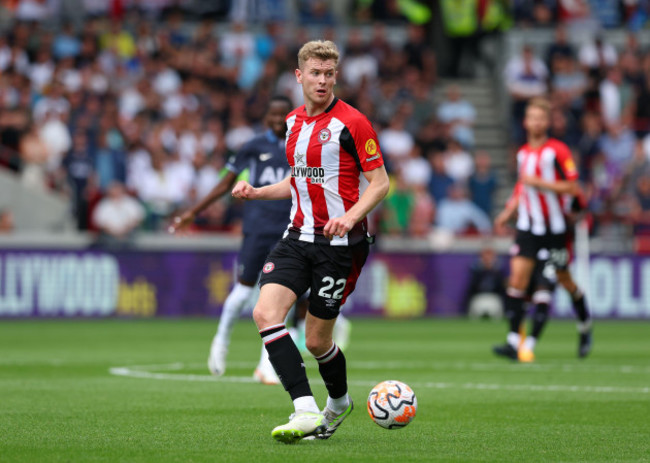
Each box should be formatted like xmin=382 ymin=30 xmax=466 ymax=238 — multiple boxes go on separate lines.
xmin=367 ymin=380 xmax=417 ymax=429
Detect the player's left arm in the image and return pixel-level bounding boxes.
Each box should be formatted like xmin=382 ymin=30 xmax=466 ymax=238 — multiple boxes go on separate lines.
xmin=323 ymin=165 xmax=389 ymax=240
xmin=521 ymin=176 xmax=579 ymax=195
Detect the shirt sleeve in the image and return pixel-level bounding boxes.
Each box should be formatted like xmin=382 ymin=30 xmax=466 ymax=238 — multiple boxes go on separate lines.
xmin=339 ymin=116 xmax=384 ymax=172
xmin=225 ymin=142 xmax=253 ymax=175
xmin=553 ymin=142 xmax=579 ymax=181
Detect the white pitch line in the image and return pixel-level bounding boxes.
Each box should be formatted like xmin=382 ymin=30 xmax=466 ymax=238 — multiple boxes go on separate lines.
xmin=108 ymin=364 xmax=650 ymax=395
xmin=115 ymin=360 xmax=650 ymax=375
xmin=4 ymin=359 xmax=650 ymax=375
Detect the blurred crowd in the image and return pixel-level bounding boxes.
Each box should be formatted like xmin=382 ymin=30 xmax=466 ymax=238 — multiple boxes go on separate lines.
xmin=2 ymin=1 xmax=650 ymax=241
xmin=505 ymin=25 xmax=650 ymax=238
xmin=0 ymin=4 xmax=504 ymax=241
xmin=513 ymin=0 xmax=650 ymax=30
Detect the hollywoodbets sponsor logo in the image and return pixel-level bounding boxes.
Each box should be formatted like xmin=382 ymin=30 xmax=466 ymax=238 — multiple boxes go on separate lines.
xmin=291 ymin=165 xmax=326 ymax=184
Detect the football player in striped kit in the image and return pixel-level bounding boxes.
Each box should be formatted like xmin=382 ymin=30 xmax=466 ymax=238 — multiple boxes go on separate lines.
xmin=232 ymin=40 xmax=389 ymax=443
xmin=493 ymin=97 xmax=592 ymax=361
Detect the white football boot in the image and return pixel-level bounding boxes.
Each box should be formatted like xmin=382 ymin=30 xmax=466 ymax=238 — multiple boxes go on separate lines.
xmin=207 ymin=342 xmax=227 ymax=376
xmin=271 ymin=412 xmax=326 ymax=444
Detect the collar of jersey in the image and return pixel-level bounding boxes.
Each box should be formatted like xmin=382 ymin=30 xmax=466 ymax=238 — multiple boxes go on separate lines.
xmin=302 ymin=97 xmax=339 ymax=119
xmin=265 ymin=129 xmax=280 ymax=143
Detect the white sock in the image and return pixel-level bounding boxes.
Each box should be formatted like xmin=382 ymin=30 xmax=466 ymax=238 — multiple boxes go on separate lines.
xmin=293 ymin=396 xmax=319 ymax=414
xmin=577 ymin=319 xmax=592 ymax=334
xmin=522 ymin=336 xmax=536 ymax=351
xmin=326 ymin=393 xmax=350 ymax=414
xmin=257 ymin=343 xmax=275 ymax=373
xmin=214 ymin=283 xmax=254 ymax=346
xmin=507 ymin=332 xmax=521 ymax=349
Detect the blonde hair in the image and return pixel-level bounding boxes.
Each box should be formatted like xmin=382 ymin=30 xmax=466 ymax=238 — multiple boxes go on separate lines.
xmin=297 ymin=40 xmax=340 ymax=69
xmin=526 ymin=97 xmax=551 ymax=115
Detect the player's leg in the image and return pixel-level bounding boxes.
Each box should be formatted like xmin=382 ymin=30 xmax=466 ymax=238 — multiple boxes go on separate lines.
xmin=255 ymin=283 xmax=326 ymax=442
xmin=520 ymin=288 xmax=552 ymax=362
xmin=255 ymin=298 xmax=304 ymax=385
xmin=256 ymin=239 xmax=325 ymax=443
xmin=208 ymin=279 xmax=255 ymax=375
xmin=519 ymin=257 xmax=556 ymax=362
xmin=208 ymin=234 xmax=268 ymax=375
xmin=494 ymin=249 xmax=536 ymax=360
xmin=306 ymin=239 xmax=369 ymax=439
xmin=556 ymin=269 xmax=593 ymax=357
xmin=333 ymin=312 xmax=352 ymax=351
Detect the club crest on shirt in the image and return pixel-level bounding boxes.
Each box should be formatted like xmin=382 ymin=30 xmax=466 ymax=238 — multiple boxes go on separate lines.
xmin=365 ymin=139 xmax=377 ymax=156
xmin=263 ymin=262 xmax=275 ymax=273
xmin=318 ymin=128 xmax=331 ymax=143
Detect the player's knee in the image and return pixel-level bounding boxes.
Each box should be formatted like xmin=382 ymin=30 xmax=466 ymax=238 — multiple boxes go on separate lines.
xmin=252 ymin=305 xmax=271 ymax=330
xmin=508 ymin=275 xmax=528 ymax=291
xmin=305 ymin=335 xmax=329 ymax=357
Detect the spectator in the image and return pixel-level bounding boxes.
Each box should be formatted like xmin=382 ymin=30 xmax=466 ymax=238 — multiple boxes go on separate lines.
xmin=92 ymin=181 xmax=145 ymax=248
xmin=427 ymin=151 xmax=454 ymax=204
xmin=0 ymin=209 xmax=15 ymax=234
xmin=545 ymin=25 xmax=575 ymax=69
xmin=469 ymin=151 xmax=498 ymax=217
xmin=52 ymin=22 xmax=81 ymax=60
xmin=19 ymin=123 xmax=49 ymax=192
xmin=409 ymin=183 xmax=435 ymax=238
xmin=39 ymin=110 xmax=72 ymax=174
xmin=504 ymin=45 xmax=549 ymax=143
xmin=95 ymin=129 xmax=127 ymax=193
xmin=577 ymin=111 xmax=603 ymax=180
xmin=463 ymin=245 xmax=506 ymax=317
xmin=630 ymin=173 xmax=650 ymax=235
xmin=378 ymin=114 xmax=415 ymax=163
xmin=443 ymin=138 xmax=474 ymax=183
xmin=599 ymin=123 xmax=636 ymax=176
xmin=400 ymin=145 xmax=431 ymax=188
xmin=440 ymin=0 xmax=479 ymax=77
xmin=599 ymin=66 xmax=632 ymax=129
xmin=340 ymin=29 xmax=378 ymax=91
xmin=62 ymin=132 xmax=95 ymax=230
xmin=578 ymin=33 xmax=618 ymax=77
xmin=136 ymin=147 xmax=188 ymax=230
xmin=437 ymin=84 xmax=476 ymax=148
xmin=379 ymin=172 xmax=414 ymax=236
xmin=550 ymin=55 xmax=587 ymax=114
xmin=436 ymin=183 xmax=492 ymax=234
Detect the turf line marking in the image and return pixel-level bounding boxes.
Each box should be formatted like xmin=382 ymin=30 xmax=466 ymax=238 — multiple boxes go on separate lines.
xmin=117 ymin=360 xmax=650 ymax=375
xmin=108 ymin=363 xmax=650 ymax=394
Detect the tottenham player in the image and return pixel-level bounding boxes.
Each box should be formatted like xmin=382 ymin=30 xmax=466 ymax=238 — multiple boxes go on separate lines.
xmin=493 ymin=97 xmax=592 ymax=361
xmin=232 ymin=40 xmax=389 ymax=443
xmin=171 ymin=95 xmax=293 ymax=384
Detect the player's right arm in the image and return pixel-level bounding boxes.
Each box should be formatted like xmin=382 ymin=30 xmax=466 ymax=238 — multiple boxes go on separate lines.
xmin=494 ymin=182 xmax=521 ymax=233
xmin=232 ymin=175 xmax=291 ymax=201
xmin=169 ymin=170 xmax=239 ymax=233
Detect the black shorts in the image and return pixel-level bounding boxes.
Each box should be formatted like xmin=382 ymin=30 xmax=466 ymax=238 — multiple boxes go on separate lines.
xmin=259 ymin=237 xmax=370 ymax=320
xmin=525 ymin=253 xmax=558 ymax=299
xmin=511 ymin=230 xmax=570 ymax=271
xmin=238 ymin=234 xmax=282 ymax=284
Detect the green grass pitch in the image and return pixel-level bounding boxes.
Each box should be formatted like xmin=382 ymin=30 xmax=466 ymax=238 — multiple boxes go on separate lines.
xmin=1 ymin=318 xmax=649 ymax=462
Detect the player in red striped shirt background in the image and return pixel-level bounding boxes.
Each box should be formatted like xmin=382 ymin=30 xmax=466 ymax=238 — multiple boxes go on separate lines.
xmin=232 ymin=40 xmax=389 ymax=443
xmin=493 ymin=97 xmax=592 ymax=362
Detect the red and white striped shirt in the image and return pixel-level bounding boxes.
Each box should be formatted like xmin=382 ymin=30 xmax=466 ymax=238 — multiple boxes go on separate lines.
xmin=515 ymin=138 xmax=578 ymax=235
xmin=284 ymin=98 xmax=384 ymax=246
